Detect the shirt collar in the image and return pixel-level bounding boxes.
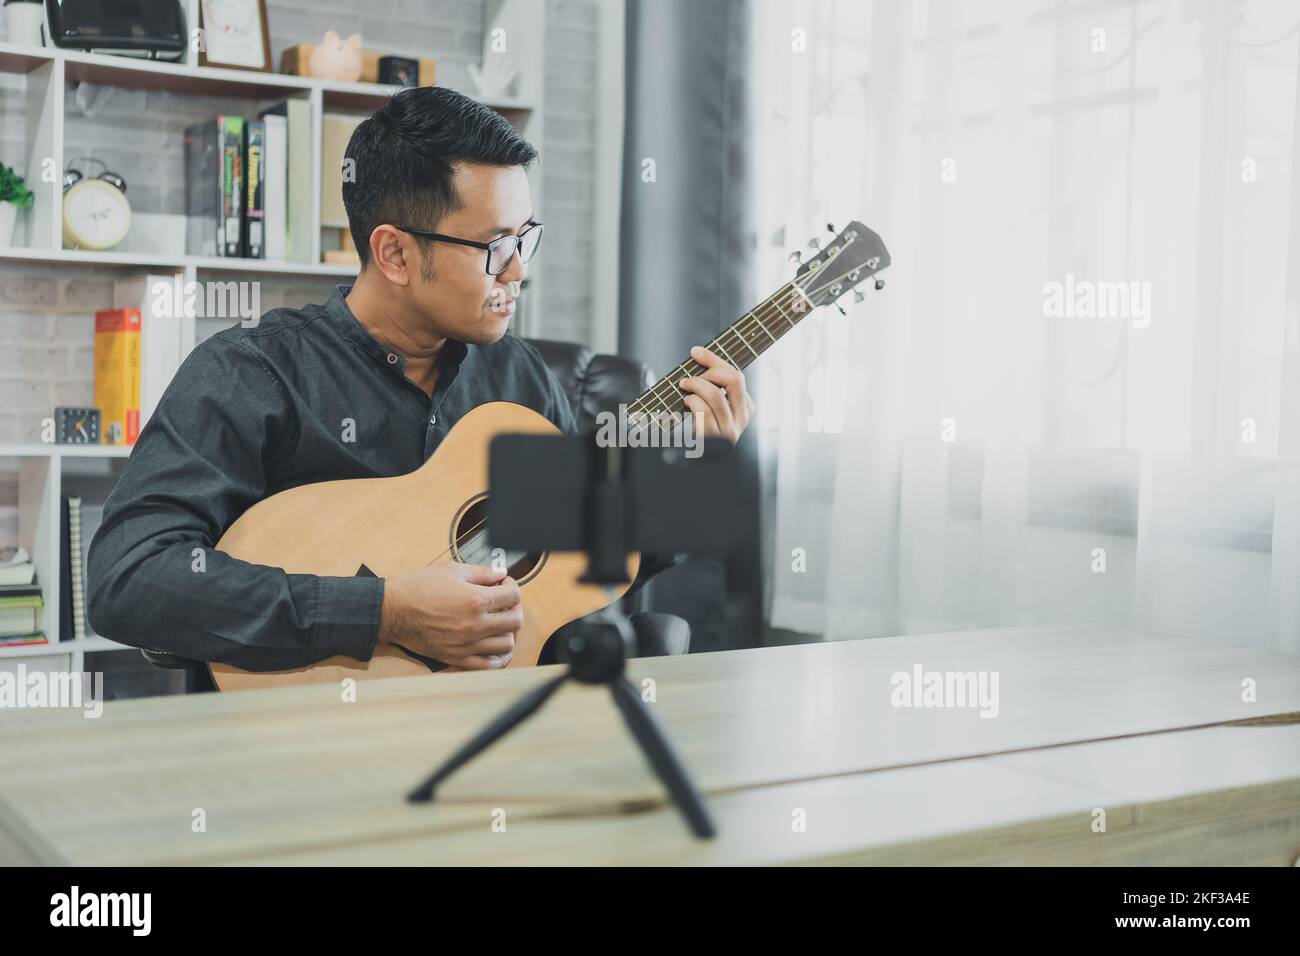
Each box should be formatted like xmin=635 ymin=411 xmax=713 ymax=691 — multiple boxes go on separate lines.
xmin=326 ymin=284 xmax=469 ymax=370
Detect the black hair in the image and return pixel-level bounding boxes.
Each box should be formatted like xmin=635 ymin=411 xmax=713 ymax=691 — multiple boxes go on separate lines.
xmin=342 ymin=86 xmax=538 ymax=269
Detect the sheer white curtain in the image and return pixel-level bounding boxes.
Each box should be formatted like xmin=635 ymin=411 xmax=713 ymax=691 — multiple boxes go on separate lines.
xmin=753 ymin=0 xmax=1300 ymax=654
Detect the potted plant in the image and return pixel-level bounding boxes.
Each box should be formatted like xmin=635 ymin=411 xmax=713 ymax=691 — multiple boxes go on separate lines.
xmin=0 ymin=161 xmax=35 ymax=247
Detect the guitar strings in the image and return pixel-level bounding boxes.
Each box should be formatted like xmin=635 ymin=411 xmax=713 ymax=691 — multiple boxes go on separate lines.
xmin=628 ymin=248 xmax=853 ymax=424
xmin=417 ymin=253 xmax=871 ymax=571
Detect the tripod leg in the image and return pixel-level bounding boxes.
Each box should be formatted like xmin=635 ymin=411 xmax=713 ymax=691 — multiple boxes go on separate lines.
xmin=610 ymin=676 xmax=716 ymax=839
xmin=407 ymin=672 xmax=569 ymax=802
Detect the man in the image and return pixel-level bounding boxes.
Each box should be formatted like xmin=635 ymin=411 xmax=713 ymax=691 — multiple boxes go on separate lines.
xmin=88 ymin=86 xmax=752 ymax=675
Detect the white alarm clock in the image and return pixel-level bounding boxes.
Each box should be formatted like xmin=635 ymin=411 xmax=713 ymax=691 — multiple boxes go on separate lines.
xmin=62 ymin=165 xmax=131 ymax=251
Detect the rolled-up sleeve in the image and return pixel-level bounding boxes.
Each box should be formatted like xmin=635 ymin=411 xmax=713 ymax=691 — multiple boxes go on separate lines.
xmin=86 ymin=337 xmax=383 ymax=671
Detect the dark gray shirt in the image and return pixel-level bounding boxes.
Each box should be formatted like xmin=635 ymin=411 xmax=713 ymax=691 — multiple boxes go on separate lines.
xmin=87 ymin=285 xmax=666 ymax=671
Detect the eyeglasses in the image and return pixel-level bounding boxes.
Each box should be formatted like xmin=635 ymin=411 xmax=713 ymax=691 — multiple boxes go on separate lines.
xmin=395 ymin=221 xmax=544 ymax=276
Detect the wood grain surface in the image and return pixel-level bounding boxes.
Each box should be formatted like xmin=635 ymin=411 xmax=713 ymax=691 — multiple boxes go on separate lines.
xmin=1 ymin=626 xmax=1297 ymax=865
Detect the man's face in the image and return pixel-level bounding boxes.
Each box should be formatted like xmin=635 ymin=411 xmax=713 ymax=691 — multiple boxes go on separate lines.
xmin=408 ymin=162 xmax=533 ymax=345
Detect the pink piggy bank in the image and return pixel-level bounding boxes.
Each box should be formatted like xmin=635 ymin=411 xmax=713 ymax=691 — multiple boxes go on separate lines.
xmin=309 ymin=31 xmax=363 ymax=83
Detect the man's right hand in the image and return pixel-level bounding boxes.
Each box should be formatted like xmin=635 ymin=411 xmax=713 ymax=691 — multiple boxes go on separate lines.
xmin=379 ymin=562 xmax=522 ymax=669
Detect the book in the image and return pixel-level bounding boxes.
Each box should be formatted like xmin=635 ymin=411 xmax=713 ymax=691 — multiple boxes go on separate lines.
xmin=260 ymin=100 xmax=311 ymax=263
xmin=0 ymin=605 xmax=41 ymax=636
xmin=321 ymin=112 xmax=363 ymax=267
xmin=0 ymin=585 xmax=41 ymax=598
xmin=93 ymin=308 xmax=142 ymax=445
xmin=220 ymin=116 xmax=245 ymax=257
xmin=0 ymin=593 xmax=42 ymax=606
xmin=0 ymin=631 xmax=46 ymax=647
xmin=262 ymin=112 xmax=288 ymax=261
xmin=321 ymin=112 xmax=363 ymax=230
xmin=0 ymin=560 xmax=35 ymax=587
xmin=184 ymin=116 xmax=246 ymax=258
xmin=113 ymin=275 xmax=185 ymax=431
xmin=243 ymin=119 xmax=266 ymax=258
xmin=183 ymin=118 xmax=219 ymax=257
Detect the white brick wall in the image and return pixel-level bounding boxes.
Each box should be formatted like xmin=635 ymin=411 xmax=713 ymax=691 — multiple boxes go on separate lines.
xmin=0 ymin=265 xmax=114 ymax=436
xmin=541 ymin=0 xmax=599 ymax=344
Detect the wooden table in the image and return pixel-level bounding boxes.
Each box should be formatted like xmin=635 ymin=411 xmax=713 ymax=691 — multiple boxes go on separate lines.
xmin=1 ymin=625 xmax=1298 ymax=865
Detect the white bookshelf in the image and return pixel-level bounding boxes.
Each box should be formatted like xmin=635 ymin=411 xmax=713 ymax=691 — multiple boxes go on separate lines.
xmin=0 ymin=14 xmax=541 ymax=271
xmin=1 ymin=635 xmax=133 ymax=659
xmin=0 ymin=245 xmax=361 ymax=276
xmin=0 ymin=0 xmax=547 ymax=676
xmin=0 ymin=39 xmax=537 ymax=111
xmin=0 ymin=446 xmax=130 ymax=665
xmin=0 ymin=444 xmax=132 ymax=458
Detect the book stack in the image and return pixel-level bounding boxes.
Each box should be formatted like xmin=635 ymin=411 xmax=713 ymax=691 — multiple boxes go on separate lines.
xmin=0 ymin=547 xmax=44 ymax=648
xmin=184 ymin=100 xmax=312 ymax=262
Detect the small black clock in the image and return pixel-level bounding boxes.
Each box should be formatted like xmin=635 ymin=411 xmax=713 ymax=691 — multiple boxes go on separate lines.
xmin=54 ymin=407 xmax=102 ymax=444
xmin=379 ymin=56 xmax=419 ymax=88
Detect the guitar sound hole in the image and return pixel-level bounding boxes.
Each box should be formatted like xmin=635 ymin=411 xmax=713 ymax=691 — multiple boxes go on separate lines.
xmin=451 ymin=496 xmax=544 ymax=581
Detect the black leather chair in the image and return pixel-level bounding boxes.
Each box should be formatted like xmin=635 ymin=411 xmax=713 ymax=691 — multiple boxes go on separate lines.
xmin=140 ymin=336 xmax=690 ymax=691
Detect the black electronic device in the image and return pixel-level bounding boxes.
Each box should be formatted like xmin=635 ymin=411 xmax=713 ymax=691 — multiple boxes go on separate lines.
xmin=44 ymin=0 xmax=186 ymax=60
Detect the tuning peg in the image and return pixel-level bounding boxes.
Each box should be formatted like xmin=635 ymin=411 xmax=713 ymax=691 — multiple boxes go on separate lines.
xmin=807 ymin=237 xmax=821 ymax=252
xmin=875 ymin=279 xmax=886 ymax=290
xmin=787 ymin=250 xmax=802 ymax=264
xmin=835 ymin=302 xmax=847 ymax=316
xmin=826 ymin=222 xmax=836 ymax=234
xmin=853 ymin=290 xmax=865 ymax=303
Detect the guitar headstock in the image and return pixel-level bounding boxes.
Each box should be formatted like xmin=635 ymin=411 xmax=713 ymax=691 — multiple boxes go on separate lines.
xmin=790 ymin=221 xmax=891 ymax=311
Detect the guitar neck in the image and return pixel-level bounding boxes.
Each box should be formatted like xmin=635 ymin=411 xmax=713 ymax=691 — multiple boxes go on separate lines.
xmin=624 ymin=220 xmax=890 ymax=420
xmin=627 ymin=276 xmax=816 ymax=419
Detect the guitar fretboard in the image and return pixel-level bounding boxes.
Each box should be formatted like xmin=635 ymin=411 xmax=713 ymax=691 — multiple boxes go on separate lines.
xmin=627 ymin=275 xmax=819 ymax=420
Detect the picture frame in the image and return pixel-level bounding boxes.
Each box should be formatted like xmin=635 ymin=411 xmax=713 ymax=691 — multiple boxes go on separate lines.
xmin=198 ymin=0 xmax=273 ymax=72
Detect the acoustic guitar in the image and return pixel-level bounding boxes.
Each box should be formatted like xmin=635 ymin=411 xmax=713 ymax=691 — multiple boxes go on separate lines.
xmin=209 ymin=222 xmax=891 ymax=691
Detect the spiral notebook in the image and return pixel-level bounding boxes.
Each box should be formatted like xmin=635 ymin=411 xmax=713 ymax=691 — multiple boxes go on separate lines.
xmin=60 ymin=496 xmax=86 ymax=642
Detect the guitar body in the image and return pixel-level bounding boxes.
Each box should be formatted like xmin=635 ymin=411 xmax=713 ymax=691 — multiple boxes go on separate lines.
xmin=208 ymin=401 xmax=639 ymax=692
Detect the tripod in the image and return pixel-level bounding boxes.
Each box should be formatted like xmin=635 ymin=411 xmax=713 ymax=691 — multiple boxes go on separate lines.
xmin=406 ymin=603 xmax=716 ymax=839
xmin=407 ymin=437 xmax=732 ymax=839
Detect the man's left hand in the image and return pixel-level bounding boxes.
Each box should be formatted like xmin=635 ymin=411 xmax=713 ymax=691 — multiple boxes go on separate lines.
xmin=678 ymin=345 xmax=755 ymax=445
